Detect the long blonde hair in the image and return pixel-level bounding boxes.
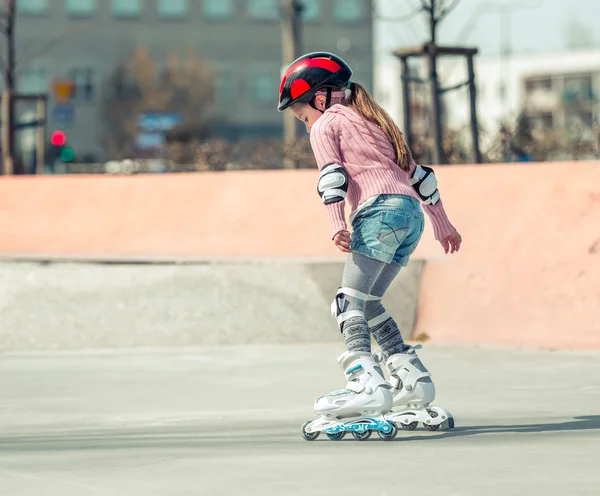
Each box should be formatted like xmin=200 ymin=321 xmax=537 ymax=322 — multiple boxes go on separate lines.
xmin=342 ymin=82 xmax=413 ymax=171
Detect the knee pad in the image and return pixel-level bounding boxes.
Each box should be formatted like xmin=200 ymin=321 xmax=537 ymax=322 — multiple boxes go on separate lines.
xmin=331 ymin=287 xmax=379 ymax=329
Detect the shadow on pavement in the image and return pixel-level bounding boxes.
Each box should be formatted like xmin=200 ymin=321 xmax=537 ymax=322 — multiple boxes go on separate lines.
xmin=1 ymin=415 xmax=600 ymax=450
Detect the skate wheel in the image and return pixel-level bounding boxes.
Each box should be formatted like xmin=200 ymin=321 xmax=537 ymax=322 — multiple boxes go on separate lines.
xmin=423 ymin=409 xmax=440 ymax=431
xmin=326 ymin=431 xmax=346 ymax=441
xmin=377 ymin=422 xmax=398 ymax=440
xmin=352 ymin=430 xmax=372 ymax=441
xmin=301 ymin=421 xmax=320 ymax=441
xmin=401 ymin=421 xmax=419 ymax=430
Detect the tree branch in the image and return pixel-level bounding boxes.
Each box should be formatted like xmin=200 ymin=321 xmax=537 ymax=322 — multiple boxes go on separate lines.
xmin=438 ymin=0 xmax=460 ymax=20
xmin=420 ymin=0 xmax=433 ymax=14
xmin=372 ymin=1 xmax=422 ymax=22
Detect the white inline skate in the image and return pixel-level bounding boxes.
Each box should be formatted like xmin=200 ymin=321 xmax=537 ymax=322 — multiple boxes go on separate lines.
xmin=374 ymin=345 xmax=454 ymax=431
xmin=301 ymin=350 xmax=397 ymax=441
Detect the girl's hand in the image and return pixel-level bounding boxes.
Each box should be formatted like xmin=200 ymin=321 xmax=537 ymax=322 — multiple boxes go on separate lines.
xmin=440 ymin=231 xmax=462 ymax=254
xmin=333 ymin=230 xmax=352 ymax=253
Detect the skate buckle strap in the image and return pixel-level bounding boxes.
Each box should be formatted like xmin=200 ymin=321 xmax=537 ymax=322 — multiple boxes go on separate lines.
xmin=389 ymin=376 xmax=401 ymax=389
xmin=336 ymin=310 xmax=364 ymax=326
xmin=346 ymin=364 xmax=363 ymax=375
xmin=345 ymin=380 xmax=364 ymax=393
xmin=336 ymin=287 xmax=381 ymax=302
xmin=371 ymin=350 xmax=384 ymax=363
xmin=367 ymin=311 xmax=390 ymax=328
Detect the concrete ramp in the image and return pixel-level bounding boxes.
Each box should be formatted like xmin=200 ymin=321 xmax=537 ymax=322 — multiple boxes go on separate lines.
xmin=1 ymin=163 xmax=598 ymax=350
xmin=413 ymin=162 xmax=600 ymax=350
xmin=0 ymin=261 xmax=423 ymax=351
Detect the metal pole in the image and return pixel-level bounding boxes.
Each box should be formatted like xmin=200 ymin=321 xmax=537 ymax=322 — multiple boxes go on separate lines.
xmin=467 ymin=54 xmax=482 ymax=164
xmin=281 ymin=0 xmax=302 ymax=169
xmin=1 ymin=91 xmax=11 ymax=174
xmin=428 ymin=46 xmax=445 ymax=165
xmin=35 ymin=97 xmax=46 ymax=174
xmin=400 ymin=57 xmax=413 ymax=151
xmin=427 ymin=1 xmax=445 ymax=164
xmin=2 ymin=0 xmax=16 ymax=175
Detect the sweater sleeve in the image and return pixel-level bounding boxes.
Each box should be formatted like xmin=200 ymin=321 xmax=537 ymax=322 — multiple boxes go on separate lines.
xmin=422 ymin=200 xmax=457 ymax=241
xmin=309 ymin=114 xmax=347 ymax=238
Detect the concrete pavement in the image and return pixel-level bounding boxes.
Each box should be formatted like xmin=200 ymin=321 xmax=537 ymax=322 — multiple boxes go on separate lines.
xmin=1 ymin=344 xmax=599 ymax=496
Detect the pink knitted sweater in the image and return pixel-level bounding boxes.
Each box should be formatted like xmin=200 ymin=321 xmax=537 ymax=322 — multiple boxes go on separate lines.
xmin=309 ymin=104 xmax=456 ymax=241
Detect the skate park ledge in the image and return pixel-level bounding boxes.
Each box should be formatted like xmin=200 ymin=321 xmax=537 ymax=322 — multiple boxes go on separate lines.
xmin=0 ymin=161 xmax=598 ymax=351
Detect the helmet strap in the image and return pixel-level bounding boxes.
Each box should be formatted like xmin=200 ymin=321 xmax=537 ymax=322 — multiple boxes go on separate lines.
xmin=309 ymin=88 xmax=333 ymax=114
xmin=325 ymin=87 xmax=333 ymax=110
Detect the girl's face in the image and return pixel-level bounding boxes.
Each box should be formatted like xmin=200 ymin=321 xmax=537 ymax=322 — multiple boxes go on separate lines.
xmin=290 ymin=95 xmax=326 ymax=133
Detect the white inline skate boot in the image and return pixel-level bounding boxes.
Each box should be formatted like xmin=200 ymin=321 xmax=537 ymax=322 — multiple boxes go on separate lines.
xmin=374 ymin=345 xmax=454 ymax=431
xmin=301 ymin=350 xmax=397 ymax=441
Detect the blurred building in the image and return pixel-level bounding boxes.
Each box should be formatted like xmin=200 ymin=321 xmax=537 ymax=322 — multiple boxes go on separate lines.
xmin=440 ymin=49 xmax=600 ymax=138
xmin=10 ymin=0 xmax=373 ymax=161
xmin=376 ymin=48 xmax=600 ymax=141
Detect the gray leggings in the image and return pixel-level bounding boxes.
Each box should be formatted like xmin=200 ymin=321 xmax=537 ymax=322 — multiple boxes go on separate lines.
xmin=335 ymin=252 xmax=408 ymax=358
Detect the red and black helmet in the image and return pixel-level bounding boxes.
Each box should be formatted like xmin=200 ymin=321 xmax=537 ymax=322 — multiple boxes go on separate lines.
xmin=277 ymin=51 xmax=352 ymax=112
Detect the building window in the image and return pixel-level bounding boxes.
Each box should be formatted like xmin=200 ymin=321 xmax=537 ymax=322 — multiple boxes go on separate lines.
xmin=566 ymin=111 xmax=594 ymax=129
xmin=112 ymin=0 xmax=142 ymax=17
xmin=203 ymin=0 xmax=233 ymax=18
xmin=17 ymin=0 xmax=49 ymax=15
xmin=66 ymin=0 xmax=96 ymax=16
xmin=301 ymin=0 xmax=320 ymax=22
xmin=333 ymin=0 xmax=364 ymax=23
xmin=115 ymin=70 xmax=140 ymax=101
xmin=18 ymin=67 xmax=48 ymax=93
xmin=250 ymin=65 xmax=279 ymax=104
xmin=563 ymin=75 xmax=594 ymax=102
xmin=68 ymin=68 xmax=95 ymax=102
xmin=248 ymin=0 xmax=280 ymax=20
xmin=525 ymin=77 xmax=552 ymax=93
xmin=158 ymin=0 xmax=187 ymax=18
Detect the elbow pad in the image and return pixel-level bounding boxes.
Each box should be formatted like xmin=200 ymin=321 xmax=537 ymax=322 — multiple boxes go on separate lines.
xmin=410 ymin=164 xmax=440 ymax=205
xmin=317 ymin=163 xmax=348 ymax=205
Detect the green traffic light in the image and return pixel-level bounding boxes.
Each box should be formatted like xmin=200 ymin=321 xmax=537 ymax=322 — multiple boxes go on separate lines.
xmin=59 ymin=147 xmax=75 ymax=162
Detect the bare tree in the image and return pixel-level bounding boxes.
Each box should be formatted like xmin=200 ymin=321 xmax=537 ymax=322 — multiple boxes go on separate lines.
xmin=100 ymin=48 xmax=215 ymax=159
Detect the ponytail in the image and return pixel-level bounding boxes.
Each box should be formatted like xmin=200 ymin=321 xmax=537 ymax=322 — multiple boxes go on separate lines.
xmin=343 ymin=82 xmax=413 ymax=171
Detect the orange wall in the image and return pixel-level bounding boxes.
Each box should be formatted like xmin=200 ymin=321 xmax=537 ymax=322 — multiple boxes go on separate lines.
xmin=414 ymin=162 xmax=600 ymax=350
xmin=1 ymin=162 xmax=598 ymax=349
xmin=0 ymin=171 xmax=340 ymax=259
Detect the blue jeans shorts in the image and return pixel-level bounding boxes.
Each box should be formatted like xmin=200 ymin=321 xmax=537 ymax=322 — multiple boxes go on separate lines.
xmin=350 ymin=194 xmax=424 ymax=266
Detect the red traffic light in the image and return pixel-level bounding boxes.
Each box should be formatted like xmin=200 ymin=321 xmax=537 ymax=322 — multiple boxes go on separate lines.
xmin=51 ymin=131 xmax=67 ymax=147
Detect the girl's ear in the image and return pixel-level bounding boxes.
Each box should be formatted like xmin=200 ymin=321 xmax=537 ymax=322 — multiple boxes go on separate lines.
xmin=314 ymin=94 xmax=327 ymax=111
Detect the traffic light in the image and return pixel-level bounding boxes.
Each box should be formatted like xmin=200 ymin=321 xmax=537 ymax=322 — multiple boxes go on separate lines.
xmin=50 ymin=131 xmax=66 ymax=146
xmin=50 ymin=131 xmax=75 ymax=163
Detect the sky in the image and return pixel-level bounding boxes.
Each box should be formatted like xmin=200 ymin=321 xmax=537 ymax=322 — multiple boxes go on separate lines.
xmin=374 ymin=0 xmax=600 ymax=64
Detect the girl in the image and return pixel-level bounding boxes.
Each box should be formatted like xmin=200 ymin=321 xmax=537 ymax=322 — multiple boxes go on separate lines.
xmin=278 ymin=52 xmax=460 ymax=440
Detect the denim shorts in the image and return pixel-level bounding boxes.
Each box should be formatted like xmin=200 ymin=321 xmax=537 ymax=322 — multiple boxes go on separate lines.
xmin=350 ymin=194 xmax=424 ymax=266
